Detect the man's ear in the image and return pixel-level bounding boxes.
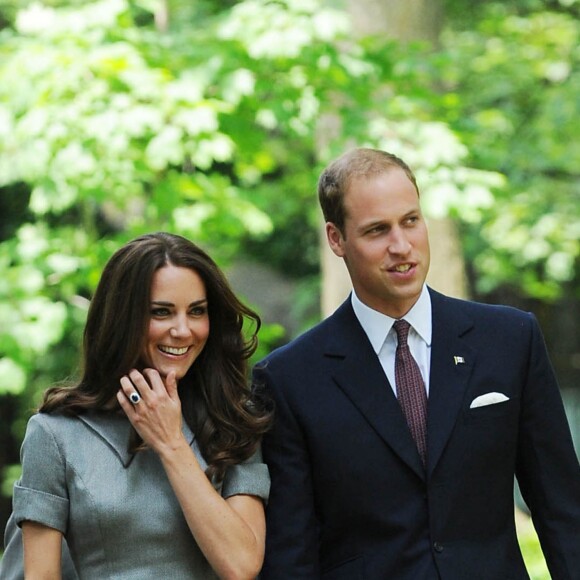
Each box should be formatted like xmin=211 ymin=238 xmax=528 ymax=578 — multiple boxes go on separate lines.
xmin=326 ymin=222 xmax=345 ymax=258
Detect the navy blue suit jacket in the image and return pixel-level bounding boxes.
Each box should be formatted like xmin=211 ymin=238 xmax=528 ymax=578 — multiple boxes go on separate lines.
xmin=256 ymin=288 xmax=580 ymax=579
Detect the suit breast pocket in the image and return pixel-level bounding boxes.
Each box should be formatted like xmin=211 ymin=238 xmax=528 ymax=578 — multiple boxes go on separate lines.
xmin=463 ymin=396 xmax=519 ymax=424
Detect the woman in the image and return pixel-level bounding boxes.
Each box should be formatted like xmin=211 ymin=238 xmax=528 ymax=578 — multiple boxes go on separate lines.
xmin=11 ymin=232 xmax=272 ymax=579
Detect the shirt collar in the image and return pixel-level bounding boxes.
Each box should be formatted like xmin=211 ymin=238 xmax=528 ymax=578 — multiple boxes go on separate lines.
xmin=351 ymin=285 xmax=432 ymax=354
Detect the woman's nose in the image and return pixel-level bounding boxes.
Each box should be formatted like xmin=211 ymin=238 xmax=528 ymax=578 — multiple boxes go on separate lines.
xmin=170 ymin=316 xmax=190 ymax=337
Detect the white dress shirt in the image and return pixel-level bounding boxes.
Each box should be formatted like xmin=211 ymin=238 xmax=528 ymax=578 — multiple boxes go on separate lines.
xmin=351 ymin=285 xmax=432 ymax=396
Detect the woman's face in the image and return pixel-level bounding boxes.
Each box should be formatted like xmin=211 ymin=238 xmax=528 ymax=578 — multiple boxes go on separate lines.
xmin=142 ymin=264 xmax=210 ymax=380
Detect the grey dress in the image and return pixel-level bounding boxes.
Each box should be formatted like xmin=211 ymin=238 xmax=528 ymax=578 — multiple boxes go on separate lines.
xmin=4 ymin=411 xmax=269 ymax=579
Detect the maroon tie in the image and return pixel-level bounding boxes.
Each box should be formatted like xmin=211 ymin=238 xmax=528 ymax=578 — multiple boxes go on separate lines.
xmin=394 ymin=319 xmax=427 ymax=465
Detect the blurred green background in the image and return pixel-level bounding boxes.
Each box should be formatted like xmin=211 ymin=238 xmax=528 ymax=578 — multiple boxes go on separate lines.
xmin=0 ymin=0 xmax=578 ymax=576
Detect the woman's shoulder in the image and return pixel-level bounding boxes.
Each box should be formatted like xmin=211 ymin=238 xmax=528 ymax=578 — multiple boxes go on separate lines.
xmin=27 ymin=410 xmax=80 ymax=428
xmin=23 ymin=411 xmax=132 ymax=465
xmin=23 ymin=412 xmax=84 ymax=447
xmin=25 ymin=411 xmax=115 ymax=442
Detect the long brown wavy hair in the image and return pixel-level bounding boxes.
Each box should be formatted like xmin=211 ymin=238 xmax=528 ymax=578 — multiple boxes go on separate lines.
xmin=40 ymin=232 xmax=272 ymax=482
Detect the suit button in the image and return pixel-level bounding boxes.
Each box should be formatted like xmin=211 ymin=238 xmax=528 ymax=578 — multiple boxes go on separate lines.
xmin=433 ymin=542 xmax=444 ymax=553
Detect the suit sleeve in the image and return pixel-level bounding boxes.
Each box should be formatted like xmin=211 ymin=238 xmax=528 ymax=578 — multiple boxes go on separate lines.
xmin=255 ymin=362 xmax=321 ymax=579
xmin=515 ymin=314 xmax=580 ymax=580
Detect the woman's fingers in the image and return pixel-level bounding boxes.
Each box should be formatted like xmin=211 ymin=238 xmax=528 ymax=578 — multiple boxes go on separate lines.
xmin=119 ymin=369 xmax=161 ymax=403
xmin=119 ymin=374 xmax=145 ymax=406
xmin=141 ymin=368 xmax=167 ymax=394
xmin=160 ymin=370 xmax=178 ymax=399
xmin=118 ymin=369 xmax=181 ymax=414
xmin=117 ymin=369 xmax=184 ymax=453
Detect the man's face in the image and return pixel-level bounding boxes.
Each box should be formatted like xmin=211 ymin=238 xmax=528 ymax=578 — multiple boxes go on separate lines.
xmin=326 ymin=168 xmax=430 ymax=318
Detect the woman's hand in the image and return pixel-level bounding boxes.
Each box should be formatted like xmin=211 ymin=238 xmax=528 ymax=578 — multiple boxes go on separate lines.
xmin=117 ymin=369 xmax=187 ymax=455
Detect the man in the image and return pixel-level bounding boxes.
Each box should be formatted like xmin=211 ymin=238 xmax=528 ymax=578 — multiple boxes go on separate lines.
xmin=256 ymin=148 xmax=580 ymax=579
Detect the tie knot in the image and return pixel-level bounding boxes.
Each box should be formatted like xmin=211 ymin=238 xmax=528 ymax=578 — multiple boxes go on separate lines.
xmin=393 ymin=319 xmax=411 ymax=345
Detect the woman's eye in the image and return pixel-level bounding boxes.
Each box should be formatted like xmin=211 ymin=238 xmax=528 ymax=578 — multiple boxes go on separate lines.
xmin=190 ymin=306 xmax=207 ymax=316
xmin=151 ymin=308 xmax=170 ymax=317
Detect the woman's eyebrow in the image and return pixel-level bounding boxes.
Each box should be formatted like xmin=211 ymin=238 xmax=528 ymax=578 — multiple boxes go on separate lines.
xmin=150 ymin=299 xmax=208 ymax=306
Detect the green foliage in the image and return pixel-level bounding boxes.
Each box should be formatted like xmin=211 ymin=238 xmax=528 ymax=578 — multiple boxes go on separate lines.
xmin=1 ymin=464 xmax=21 ymax=498
xmin=0 ymin=0 xmax=442 ymax=403
xmin=0 ymin=1 xmax=500 ymax=462
xmin=0 ymin=0 xmax=578 ymax=523
xmin=437 ymin=3 xmax=580 ymax=298
xmin=518 ymin=518 xmax=550 ymax=579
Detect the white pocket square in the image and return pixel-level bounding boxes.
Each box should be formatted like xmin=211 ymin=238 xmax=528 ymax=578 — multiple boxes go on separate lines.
xmin=469 ymin=392 xmax=509 ymax=409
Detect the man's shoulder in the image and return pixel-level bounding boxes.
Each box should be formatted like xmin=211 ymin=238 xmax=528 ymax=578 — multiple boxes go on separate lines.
xmin=430 ymin=287 xmax=534 ymax=323
xmin=265 ymin=315 xmax=334 ymax=362
xmin=430 ymin=289 xmax=541 ymax=349
xmin=258 ymin=300 xmax=351 ymax=368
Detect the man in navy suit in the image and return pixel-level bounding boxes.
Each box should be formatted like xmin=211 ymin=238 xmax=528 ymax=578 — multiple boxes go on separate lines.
xmin=256 ymin=148 xmax=580 ymax=579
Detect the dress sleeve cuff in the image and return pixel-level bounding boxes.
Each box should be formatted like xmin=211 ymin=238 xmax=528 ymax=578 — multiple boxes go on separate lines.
xmin=13 ymin=482 xmax=69 ymax=534
xmin=221 ymin=462 xmax=270 ymax=502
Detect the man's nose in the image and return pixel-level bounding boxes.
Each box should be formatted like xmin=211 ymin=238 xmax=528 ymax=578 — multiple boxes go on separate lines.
xmin=388 ymin=228 xmax=412 ymax=254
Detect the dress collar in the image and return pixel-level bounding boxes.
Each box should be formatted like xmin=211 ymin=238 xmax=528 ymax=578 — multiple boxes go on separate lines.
xmin=78 ymin=412 xmax=195 ymax=468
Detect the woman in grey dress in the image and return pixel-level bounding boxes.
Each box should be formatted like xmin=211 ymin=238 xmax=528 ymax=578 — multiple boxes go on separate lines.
xmin=9 ymin=232 xmax=272 ymax=579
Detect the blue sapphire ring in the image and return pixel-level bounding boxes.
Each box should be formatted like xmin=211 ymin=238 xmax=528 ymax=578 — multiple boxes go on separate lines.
xmin=129 ymin=392 xmax=141 ymax=405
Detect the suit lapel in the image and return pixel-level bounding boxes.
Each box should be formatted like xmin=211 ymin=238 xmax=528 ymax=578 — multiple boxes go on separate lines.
xmin=325 ymin=301 xmax=425 ymax=480
xmin=427 ymin=289 xmax=475 ymax=474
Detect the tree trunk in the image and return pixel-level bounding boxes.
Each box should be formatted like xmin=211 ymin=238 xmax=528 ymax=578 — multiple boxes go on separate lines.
xmin=347 ymin=0 xmax=443 ymax=44
xmin=320 ymin=0 xmax=467 ymax=317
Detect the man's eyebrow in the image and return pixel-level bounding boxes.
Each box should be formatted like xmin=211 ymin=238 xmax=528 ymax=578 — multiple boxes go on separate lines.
xmin=402 ymin=210 xmax=421 ymax=219
xmin=357 ymin=220 xmax=388 ymax=232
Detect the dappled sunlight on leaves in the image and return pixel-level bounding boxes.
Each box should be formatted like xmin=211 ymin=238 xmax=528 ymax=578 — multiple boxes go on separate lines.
xmin=0 ymin=358 xmax=27 ymax=395
xmin=0 ymin=0 xmax=578 ymax=517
